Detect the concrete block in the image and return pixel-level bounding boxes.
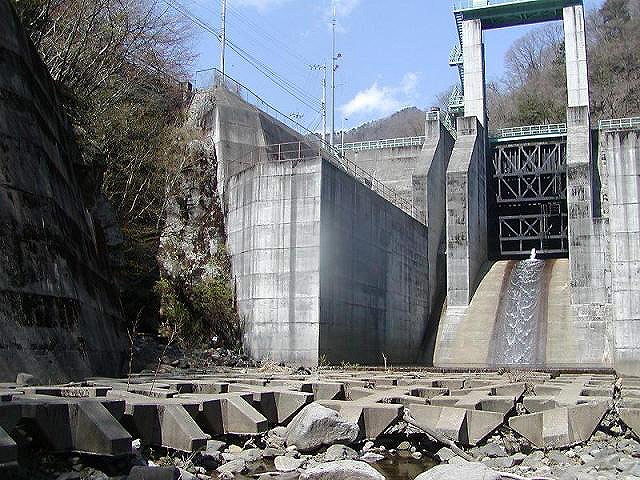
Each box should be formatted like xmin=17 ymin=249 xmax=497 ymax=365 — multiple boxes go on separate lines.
xmin=302 ymin=382 xmax=345 ymax=400
xmin=509 ymin=402 xmax=608 ymax=448
xmin=0 ymin=426 xmax=17 ymax=469
xmin=126 ymin=402 xmax=209 ymax=452
xmin=220 ymin=395 xmax=268 ymax=434
xmin=32 ymin=400 xmax=132 ymax=455
xmin=242 ymin=390 xmax=310 ymax=426
xmin=318 ymin=401 xmax=402 ymax=440
xmin=22 ymin=386 xmax=112 ymax=397
xmin=619 ymin=408 xmax=640 ymax=438
xmin=409 ymin=404 xmax=502 ymax=446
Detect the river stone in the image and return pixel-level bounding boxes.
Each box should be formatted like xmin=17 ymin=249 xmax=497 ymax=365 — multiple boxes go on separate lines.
xmin=414 ymin=463 xmax=501 ymax=480
xmin=127 ymin=467 xmax=181 ymax=480
xmin=274 ymin=456 xmax=304 ymax=472
xmin=324 ymin=444 xmax=359 ymax=461
xmin=216 ymin=458 xmax=246 ymax=474
xmin=300 ymin=460 xmax=384 ymax=480
xmin=285 ymin=404 xmax=359 ymax=452
xmin=436 ymin=447 xmax=456 ymax=462
xmin=361 ymin=452 xmax=385 ymax=463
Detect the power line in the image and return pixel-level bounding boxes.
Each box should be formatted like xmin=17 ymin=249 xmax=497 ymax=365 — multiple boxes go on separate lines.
xmin=161 ymin=0 xmax=321 ymax=112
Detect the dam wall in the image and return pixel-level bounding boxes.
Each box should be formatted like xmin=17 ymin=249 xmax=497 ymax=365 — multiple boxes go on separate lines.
xmin=446 ymin=116 xmax=487 ymax=307
xmin=226 ymin=158 xmax=322 ymax=366
xmin=604 ymin=128 xmax=640 ymax=376
xmin=319 ymin=161 xmax=429 ymax=365
xmin=345 ymin=144 xmax=423 ymax=206
xmin=212 ymin=88 xmax=433 ymax=366
xmin=0 ymin=0 xmax=126 ymax=381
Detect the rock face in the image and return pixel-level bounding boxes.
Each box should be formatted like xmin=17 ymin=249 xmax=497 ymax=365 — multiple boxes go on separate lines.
xmin=414 ymin=462 xmax=501 ymax=480
xmin=158 ymin=135 xmax=222 ymax=284
xmin=0 ymin=0 xmax=126 ymax=381
xmin=300 ymin=460 xmax=385 ymax=480
xmin=285 ymin=404 xmax=359 ymax=452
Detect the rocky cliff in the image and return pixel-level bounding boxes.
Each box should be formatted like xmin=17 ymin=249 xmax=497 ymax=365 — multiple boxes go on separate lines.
xmin=0 ymin=0 xmax=127 ymax=382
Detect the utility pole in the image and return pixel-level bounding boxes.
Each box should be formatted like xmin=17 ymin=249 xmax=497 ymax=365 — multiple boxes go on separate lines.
xmin=220 ymin=0 xmax=227 ymax=76
xmin=330 ymin=3 xmax=337 ymax=146
xmin=310 ymin=64 xmax=327 ymax=144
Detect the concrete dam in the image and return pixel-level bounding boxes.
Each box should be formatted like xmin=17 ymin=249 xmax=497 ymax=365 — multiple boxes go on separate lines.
xmin=199 ymin=0 xmax=640 ymax=376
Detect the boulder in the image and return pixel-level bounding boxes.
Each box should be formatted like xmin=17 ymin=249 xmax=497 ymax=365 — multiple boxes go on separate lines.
xmin=285 ymin=404 xmax=359 ymax=452
xmin=274 ymin=455 xmax=304 ymax=472
xmin=324 ymin=444 xmax=358 ymax=461
xmin=300 ymin=460 xmax=384 ymax=480
xmin=414 ymin=463 xmax=501 ymax=480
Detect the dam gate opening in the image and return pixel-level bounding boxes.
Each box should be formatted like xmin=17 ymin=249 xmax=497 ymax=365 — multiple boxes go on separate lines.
xmin=490 ymin=137 xmax=568 ymax=258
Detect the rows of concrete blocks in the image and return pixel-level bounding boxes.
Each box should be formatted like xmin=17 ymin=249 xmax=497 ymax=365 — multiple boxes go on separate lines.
xmin=0 ymin=370 xmax=637 ymax=469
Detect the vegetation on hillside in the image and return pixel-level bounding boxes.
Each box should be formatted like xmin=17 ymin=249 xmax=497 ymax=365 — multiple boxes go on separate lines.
xmin=488 ymin=0 xmax=640 ymax=127
xmin=13 ymin=0 xmax=239 ymax=348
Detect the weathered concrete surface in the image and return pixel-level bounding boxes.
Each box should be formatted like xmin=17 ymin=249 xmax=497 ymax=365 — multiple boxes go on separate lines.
xmin=345 ymin=144 xmax=424 ymax=207
xmin=509 ymin=402 xmax=608 ymax=448
xmin=226 ymin=158 xmax=323 ymax=366
xmin=421 ymin=116 xmax=456 ymax=318
xmin=462 ymin=19 xmax=486 ymax=127
xmin=208 ymin=89 xmax=433 ymax=367
xmin=409 ymin=404 xmax=503 ymax=446
xmin=319 ymin=161 xmax=430 ymax=365
xmin=435 ymin=116 xmax=487 ymax=367
xmin=445 ymin=116 xmax=487 ymax=308
xmin=604 ymin=129 xmax=640 ymax=376
xmin=0 ymin=0 xmax=126 ymax=382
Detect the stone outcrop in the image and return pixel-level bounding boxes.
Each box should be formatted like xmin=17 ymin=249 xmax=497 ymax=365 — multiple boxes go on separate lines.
xmin=0 ymin=0 xmax=126 ymax=381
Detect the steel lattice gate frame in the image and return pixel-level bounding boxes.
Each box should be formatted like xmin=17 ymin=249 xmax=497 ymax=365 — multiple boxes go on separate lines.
xmin=492 ymin=140 xmax=568 ymax=257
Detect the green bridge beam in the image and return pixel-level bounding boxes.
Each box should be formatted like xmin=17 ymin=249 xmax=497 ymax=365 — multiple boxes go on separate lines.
xmin=454 ymin=0 xmax=582 ymax=29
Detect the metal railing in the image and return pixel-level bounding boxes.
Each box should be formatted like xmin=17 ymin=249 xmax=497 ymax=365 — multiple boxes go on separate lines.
xmin=426 ymin=110 xmax=458 ymax=140
xmin=337 ymin=136 xmax=426 ymax=153
xmin=599 ymin=117 xmax=640 ymax=131
xmin=449 ymin=85 xmax=464 ymax=111
xmin=449 ymin=44 xmax=463 ymax=65
xmin=193 ymin=68 xmax=329 ymax=150
xmin=257 ymin=141 xmax=415 ymax=218
xmin=490 ymin=123 xmax=567 ymax=140
xmin=454 ymin=0 xmax=535 ymax=10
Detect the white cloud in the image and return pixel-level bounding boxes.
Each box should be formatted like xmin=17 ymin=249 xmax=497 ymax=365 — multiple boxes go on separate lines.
xmin=341 ymin=73 xmax=420 ymax=118
xmin=231 ymin=0 xmax=290 ymax=12
xmin=333 ymin=0 xmax=361 ymax=16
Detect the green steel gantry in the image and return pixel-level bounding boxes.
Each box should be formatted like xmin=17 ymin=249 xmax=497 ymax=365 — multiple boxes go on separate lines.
xmin=448 ymin=0 xmax=582 ymax=113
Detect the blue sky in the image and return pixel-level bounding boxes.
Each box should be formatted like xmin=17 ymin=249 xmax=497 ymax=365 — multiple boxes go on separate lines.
xmin=182 ymin=0 xmax=604 ymax=132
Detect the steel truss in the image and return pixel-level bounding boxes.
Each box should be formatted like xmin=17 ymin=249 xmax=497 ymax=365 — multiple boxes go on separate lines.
xmin=492 ymin=140 xmax=568 ymax=256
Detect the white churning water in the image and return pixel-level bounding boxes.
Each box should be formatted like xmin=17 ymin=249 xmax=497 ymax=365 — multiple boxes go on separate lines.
xmin=493 ymin=258 xmax=545 ymax=366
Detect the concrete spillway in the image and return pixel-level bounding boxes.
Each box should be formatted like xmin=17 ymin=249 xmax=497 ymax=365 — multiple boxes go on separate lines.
xmin=491 ymin=258 xmax=546 ymax=366
xmin=434 ymin=259 xmax=587 ymax=368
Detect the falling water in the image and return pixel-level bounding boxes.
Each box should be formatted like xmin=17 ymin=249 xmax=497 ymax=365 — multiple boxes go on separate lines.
xmin=493 ymin=252 xmax=545 ymax=366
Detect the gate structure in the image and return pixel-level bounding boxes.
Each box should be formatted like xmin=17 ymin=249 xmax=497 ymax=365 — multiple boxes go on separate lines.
xmin=492 ymin=137 xmax=568 ymax=256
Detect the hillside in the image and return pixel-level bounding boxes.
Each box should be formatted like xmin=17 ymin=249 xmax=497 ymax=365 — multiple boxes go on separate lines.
xmin=342 ymin=107 xmax=426 ymax=143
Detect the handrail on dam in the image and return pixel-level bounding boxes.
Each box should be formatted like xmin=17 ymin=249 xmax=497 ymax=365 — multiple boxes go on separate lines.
xmin=337 ymin=136 xmax=426 ymax=153
xmin=599 ymin=116 xmax=640 ymax=131
xmin=490 ymin=123 xmax=568 ymax=141
xmin=193 ymin=67 xmax=335 ymax=152
xmin=264 ymin=141 xmax=416 ymax=218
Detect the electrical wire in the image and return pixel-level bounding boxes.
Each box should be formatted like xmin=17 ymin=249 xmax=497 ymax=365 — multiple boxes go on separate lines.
xmin=161 ymin=0 xmax=322 ymax=113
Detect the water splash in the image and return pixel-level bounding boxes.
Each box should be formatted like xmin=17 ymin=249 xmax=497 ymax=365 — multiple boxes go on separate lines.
xmin=494 ymin=258 xmax=545 ymax=365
